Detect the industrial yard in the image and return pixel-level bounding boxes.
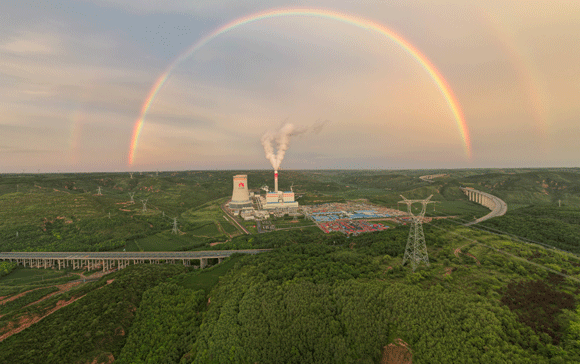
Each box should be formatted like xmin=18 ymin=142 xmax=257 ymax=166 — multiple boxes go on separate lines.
xmin=318 ymin=220 xmax=390 ymax=235
xmin=226 ymin=173 xmax=409 ymax=236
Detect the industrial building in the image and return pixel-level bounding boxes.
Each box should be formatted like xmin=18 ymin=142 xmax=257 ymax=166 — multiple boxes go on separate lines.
xmin=228 ymin=171 xmax=299 ymax=221
xmin=261 ymin=170 xmax=299 ymax=210
xmin=229 ymin=174 xmax=253 ymax=209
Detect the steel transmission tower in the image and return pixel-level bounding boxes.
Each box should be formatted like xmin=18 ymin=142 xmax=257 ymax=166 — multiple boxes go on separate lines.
xmin=172 ymin=217 xmax=178 ymax=234
xmin=141 ymin=199 xmax=148 ymax=212
xmin=400 ymin=195 xmax=435 ymax=272
xmin=97 ymin=186 xmax=102 ymax=195
xmin=128 ymin=192 xmax=135 ymax=204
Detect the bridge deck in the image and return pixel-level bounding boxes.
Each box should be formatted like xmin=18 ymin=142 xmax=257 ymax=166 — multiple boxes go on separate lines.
xmin=460 ymin=187 xmax=507 ymax=226
xmin=0 ymin=250 xmax=269 ymax=260
xmin=0 ymin=250 xmax=271 ymax=271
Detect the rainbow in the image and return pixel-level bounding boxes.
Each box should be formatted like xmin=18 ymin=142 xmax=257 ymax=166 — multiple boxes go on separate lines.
xmin=478 ymin=8 xmax=549 ymax=144
xmin=128 ymin=7 xmax=471 ymax=165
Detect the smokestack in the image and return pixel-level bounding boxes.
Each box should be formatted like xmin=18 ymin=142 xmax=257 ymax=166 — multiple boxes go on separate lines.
xmin=274 ymin=170 xmax=278 ymax=192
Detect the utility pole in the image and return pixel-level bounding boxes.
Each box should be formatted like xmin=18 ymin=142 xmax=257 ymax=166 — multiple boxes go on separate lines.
xmin=141 ymin=199 xmax=148 ymax=212
xmin=400 ymin=195 xmax=435 ymax=272
xmin=128 ymin=192 xmax=135 ymax=204
xmin=172 ymin=217 xmax=178 ymax=234
xmin=97 ymin=186 xmax=102 ymax=195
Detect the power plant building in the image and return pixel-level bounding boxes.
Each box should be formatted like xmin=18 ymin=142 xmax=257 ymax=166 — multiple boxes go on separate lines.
xmin=229 ymin=175 xmax=253 ymax=209
xmin=263 ymin=191 xmax=298 ymax=209
xmin=229 ymin=171 xmax=298 ymax=212
xmin=262 ymin=171 xmax=298 ymax=209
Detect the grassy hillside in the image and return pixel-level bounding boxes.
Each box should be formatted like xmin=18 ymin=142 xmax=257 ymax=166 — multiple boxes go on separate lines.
xmin=479 ymin=205 xmax=580 ymax=253
xmin=0 ymin=172 xmax=240 ymax=252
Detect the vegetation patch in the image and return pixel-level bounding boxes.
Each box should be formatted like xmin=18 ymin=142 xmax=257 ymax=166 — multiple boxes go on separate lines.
xmin=0 ymin=286 xmax=59 ymax=315
xmin=480 ymin=205 xmax=580 ymax=254
xmin=0 ymin=262 xmax=17 ymax=279
xmin=501 ymin=273 xmax=576 ymax=345
xmin=0 ymin=264 xmax=186 ymax=364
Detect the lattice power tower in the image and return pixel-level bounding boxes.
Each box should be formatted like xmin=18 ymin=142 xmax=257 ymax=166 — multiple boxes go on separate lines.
xmin=400 ymin=195 xmax=434 ymax=272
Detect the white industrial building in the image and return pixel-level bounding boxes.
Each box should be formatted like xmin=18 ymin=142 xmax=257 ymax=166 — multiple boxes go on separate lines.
xmin=229 ymin=174 xmax=253 ymax=209
xmin=261 ymin=171 xmax=299 ymax=210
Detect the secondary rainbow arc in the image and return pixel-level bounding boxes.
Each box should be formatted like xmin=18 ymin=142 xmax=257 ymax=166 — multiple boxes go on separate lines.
xmin=128 ymin=7 xmax=472 ymax=165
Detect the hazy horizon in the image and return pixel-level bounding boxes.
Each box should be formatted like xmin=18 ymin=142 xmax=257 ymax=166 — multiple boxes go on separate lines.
xmin=2 ymin=0 xmax=579 ymax=173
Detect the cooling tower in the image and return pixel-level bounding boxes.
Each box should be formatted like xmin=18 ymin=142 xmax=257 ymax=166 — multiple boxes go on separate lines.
xmin=229 ymin=175 xmax=252 ymax=209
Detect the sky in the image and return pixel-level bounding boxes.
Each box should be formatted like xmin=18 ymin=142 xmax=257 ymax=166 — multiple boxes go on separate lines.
xmin=1 ymin=0 xmax=579 ymax=173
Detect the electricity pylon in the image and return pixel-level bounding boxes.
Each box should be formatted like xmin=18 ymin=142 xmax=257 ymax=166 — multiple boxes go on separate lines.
xmin=400 ymin=195 xmax=435 ymax=272
xmin=97 ymin=186 xmax=102 ymax=195
xmin=172 ymin=217 xmax=178 ymax=234
xmin=128 ymin=192 xmax=135 ymax=204
xmin=141 ymin=199 xmax=148 ymax=212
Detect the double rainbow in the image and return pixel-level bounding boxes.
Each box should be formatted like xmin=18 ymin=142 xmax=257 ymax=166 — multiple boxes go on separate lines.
xmin=128 ymin=8 xmax=471 ymax=165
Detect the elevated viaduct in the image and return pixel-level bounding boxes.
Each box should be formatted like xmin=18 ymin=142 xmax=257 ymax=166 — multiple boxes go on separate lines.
xmin=0 ymin=250 xmax=269 ymax=272
xmin=419 ymin=174 xmax=447 ymax=183
xmin=460 ymin=187 xmax=507 ymax=225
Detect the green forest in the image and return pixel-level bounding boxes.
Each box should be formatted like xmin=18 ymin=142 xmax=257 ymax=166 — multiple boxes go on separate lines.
xmin=1 ymin=169 xmax=580 ymax=363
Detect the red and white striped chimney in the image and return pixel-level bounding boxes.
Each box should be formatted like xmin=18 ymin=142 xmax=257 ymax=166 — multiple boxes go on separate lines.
xmin=274 ymin=170 xmax=278 ymax=192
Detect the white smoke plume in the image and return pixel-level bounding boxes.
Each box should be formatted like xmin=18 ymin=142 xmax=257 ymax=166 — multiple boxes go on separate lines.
xmin=261 ymin=120 xmax=330 ymax=169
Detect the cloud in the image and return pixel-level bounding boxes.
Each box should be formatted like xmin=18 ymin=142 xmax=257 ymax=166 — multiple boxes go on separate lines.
xmin=0 ymin=36 xmax=57 ymax=55
xmin=0 ymin=146 xmax=55 ymax=154
xmin=84 ymin=0 xmax=290 ymax=16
